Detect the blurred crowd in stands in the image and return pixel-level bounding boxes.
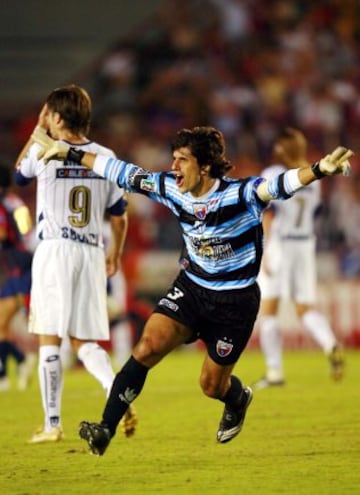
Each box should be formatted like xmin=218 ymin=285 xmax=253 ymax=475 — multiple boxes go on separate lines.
xmin=2 ymin=0 xmax=360 ymax=277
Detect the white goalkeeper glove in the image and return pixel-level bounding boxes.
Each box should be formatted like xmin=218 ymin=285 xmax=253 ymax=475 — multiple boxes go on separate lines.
xmin=31 ymin=126 xmax=70 ymax=163
xmin=312 ymin=146 xmax=353 ymax=178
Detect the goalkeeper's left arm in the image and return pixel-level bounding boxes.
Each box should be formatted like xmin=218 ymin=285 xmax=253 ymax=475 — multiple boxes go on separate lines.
xmin=256 ymin=146 xmax=354 ymax=202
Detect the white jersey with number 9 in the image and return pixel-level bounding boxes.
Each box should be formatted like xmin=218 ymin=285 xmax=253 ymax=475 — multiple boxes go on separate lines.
xmin=18 ymin=140 xmax=125 ymax=339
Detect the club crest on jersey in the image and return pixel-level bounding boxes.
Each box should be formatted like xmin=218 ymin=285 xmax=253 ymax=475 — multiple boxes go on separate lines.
xmin=216 ymin=339 xmax=233 ymax=357
xmin=193 ymin=203 xmax=207 ymax=220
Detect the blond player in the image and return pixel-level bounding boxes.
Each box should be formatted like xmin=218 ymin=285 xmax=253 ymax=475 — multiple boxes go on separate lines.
xmin=254 ymin=128 xmax=344 ymax=389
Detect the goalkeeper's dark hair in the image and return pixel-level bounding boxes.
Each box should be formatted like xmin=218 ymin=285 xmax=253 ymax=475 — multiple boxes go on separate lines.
xmin=171 ymin=126 xmax=232 ymax=178
xmin=45 ymin=84 xmax=91 ymax=135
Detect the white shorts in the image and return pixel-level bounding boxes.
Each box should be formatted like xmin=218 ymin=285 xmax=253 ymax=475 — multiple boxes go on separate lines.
xmin=258 ymin=237 xmax=317 ymax=304
xmin=29 ymin=239 xmax=109 ymax=340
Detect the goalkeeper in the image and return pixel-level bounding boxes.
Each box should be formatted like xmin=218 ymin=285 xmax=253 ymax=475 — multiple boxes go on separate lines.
xmin=32 ymin=124 xmax=353 ymax=456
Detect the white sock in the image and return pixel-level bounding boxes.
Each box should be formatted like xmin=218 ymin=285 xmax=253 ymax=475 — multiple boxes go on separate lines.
xmin=77 ymin=342 xmax=115 ymax=397
xmin=259 ymin=315 xmax=284 ymax=380
xmin=301 ymin=309 xmax=337 ymax=354
xmin=38 ymin=345 xmax=63 ymax=431
xmin=111 ymin=320 xmax=133 ymax=367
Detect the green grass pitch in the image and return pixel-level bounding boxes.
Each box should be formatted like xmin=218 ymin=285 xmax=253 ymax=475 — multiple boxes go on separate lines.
xmin=1 ymin=348 xmax=359 ymax=495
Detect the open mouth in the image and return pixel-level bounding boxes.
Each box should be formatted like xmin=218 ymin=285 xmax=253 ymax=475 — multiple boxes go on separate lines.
xmin=175 ymin=174 xmax=184 ymax=188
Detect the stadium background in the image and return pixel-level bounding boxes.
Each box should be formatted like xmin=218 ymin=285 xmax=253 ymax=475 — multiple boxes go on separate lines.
xmin=2 ymin=0 xmax=360 ymax=348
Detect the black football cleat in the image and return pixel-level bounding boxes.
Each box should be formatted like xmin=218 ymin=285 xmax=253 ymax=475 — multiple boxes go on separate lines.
xmin=79 ymin=421 xmax=112 ymax=456
xmin=217 ymin=386 xmax=253 ymax=444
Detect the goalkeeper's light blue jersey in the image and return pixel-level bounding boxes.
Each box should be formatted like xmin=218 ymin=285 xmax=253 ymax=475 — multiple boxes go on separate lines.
xmin=101 ymin=157 xmax=297 ymax=291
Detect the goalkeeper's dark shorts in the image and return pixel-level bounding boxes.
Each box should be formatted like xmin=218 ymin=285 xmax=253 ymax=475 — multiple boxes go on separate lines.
xmin=153 ymin=270 xmax=260 ymax=365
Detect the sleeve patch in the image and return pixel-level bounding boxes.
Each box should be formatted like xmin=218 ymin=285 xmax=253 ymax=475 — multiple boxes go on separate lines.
xmin=140 ymin=178 xmax=155 ymax=192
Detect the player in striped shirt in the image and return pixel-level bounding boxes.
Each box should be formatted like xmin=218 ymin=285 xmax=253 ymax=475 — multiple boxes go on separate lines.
xmin=15 ymin=85 xmax=136 ymax=443
xmin=32 ymin=124 xmax=353 ymax=455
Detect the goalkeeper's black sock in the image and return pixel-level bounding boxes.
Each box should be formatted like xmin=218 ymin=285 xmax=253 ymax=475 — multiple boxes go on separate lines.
xmin=220 ymin=375 xmax=245 ymax=410
xmin=101 ymin=355 xmax=149 ymax=436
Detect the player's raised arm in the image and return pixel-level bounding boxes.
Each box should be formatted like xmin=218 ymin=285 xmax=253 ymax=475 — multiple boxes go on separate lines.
xmin=256 ymin=146 xmax=354 ymax=202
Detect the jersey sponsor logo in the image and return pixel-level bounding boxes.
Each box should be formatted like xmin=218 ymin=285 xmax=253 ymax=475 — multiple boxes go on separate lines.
xmin=61 ymin=227 xmax=99 ymax=246
xmin=158 ymin=298 xmax=179 ymax=312
xmin=56 ymin=168 xmax=103 ymax=179
xmin=216 ymin=339 xmax=234 ymax=357
xmin=189 ymin=236 xmax=234 ymax=260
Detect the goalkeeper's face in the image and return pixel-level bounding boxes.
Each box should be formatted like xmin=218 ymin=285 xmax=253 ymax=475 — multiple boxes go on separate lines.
xmin=171 ymin=147 xmax=212 ymax=197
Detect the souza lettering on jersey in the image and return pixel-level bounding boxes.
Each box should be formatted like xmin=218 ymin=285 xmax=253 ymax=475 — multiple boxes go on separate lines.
xmin=56 ymin=168 xmax=105 ymax=179
xmin=61 ymin=227 xmax=99 ymax=246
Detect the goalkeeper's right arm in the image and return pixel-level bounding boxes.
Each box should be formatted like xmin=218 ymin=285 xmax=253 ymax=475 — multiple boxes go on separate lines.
xmin=31 ymin=125 xmax=97 ymax=168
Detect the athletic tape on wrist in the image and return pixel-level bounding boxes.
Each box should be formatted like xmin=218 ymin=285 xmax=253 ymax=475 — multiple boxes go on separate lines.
xmin=67 ymin=147 xmax=85 ymax=164
xmin=311 ymin=162 xmax=326 ymax=179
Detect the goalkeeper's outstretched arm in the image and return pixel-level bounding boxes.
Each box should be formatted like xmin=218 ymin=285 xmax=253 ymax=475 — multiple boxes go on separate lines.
xmin=256 ymin=146 xmax=354 ymax=202
xmin=31 ymin=126 xmax=354 ymax=198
